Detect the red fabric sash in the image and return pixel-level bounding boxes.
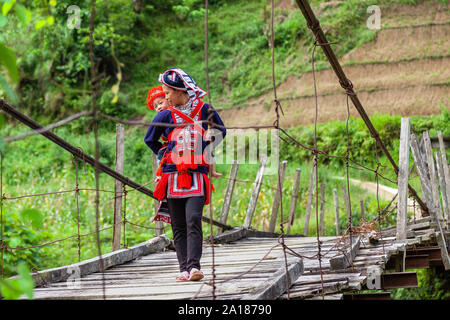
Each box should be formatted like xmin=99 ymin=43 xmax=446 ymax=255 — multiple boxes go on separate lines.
xmin=153 ymin=172 xmax=214 ymax=205
xmin=168 ymin=101 xmax=205 ymax=137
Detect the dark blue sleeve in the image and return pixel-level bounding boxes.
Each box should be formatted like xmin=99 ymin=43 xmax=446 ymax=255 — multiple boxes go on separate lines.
xmin=144 ymin=110 xmax=171 ymax=155
xmin=203 ymin=104 xmax=226 ymax=140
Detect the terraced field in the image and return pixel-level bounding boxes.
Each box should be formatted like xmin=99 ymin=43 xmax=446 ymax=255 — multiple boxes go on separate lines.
xmin=219 ymin=1 xmax=449 ymax=128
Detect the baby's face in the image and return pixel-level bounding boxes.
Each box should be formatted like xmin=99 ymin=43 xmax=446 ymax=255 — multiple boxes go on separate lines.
xmin=153 ymin=97 xmax=169 ymax=112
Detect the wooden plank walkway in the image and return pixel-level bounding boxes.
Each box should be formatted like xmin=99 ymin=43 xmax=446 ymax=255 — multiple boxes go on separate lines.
xmin=22 ymin=216 xmax=448 ymax=300
xmin=29 ymin=235 xmax=305 ymax=300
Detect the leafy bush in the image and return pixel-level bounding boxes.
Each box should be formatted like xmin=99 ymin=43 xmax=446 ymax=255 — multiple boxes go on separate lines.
xmin=280 ymin=109 xmax=450 ymax=178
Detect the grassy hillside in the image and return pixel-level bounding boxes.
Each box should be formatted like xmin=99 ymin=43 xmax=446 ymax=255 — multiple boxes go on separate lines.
xmin=0 ymin=0 xmax=449 ymax=298
xmin=3 ymin=0 xmax=447 ymax=122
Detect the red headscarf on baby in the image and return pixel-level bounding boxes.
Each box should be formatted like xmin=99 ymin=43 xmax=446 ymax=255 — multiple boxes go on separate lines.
xmin=146 ymin=85 xmax=165 ymax=110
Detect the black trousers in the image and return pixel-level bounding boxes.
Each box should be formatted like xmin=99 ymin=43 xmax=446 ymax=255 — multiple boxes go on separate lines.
xmin=167 ymin=196 xmax=205 ymax=272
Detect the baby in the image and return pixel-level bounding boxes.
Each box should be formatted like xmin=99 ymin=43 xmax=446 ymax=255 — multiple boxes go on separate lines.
xmin=147 ymin=86 xmax=170 ymax=163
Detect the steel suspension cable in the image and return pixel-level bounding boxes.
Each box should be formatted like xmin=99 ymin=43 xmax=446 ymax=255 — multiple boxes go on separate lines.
xmin=270 ymin=0 xmax=290 ymax=299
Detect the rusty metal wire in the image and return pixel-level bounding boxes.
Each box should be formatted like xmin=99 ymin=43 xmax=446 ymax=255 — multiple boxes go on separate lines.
xmin=0 ymin=0 xmax=431 ymax=303
xmin=0 ymin=151 xmax=4 ymax=278
xmin=73 ymin=156 xmax=82 ymax=263
xmin=269 ymin=0 xmax=291 ymax=300
xmin=1 ymin=219 xmax=124 ymax=251
xmin=311 ymin=39 xmax=326 ymax=300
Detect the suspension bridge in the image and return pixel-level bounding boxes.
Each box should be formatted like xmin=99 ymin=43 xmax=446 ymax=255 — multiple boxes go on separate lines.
xmin=1 ymin=0 xmax=449 ymax=300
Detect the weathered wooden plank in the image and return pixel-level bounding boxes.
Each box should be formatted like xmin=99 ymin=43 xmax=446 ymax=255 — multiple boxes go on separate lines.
xmin=423 ymin=131 xmax=443 ymax=221
xmin=54 ymin=268 xmax=278 ymax=282
xmin=333 ymin=188 xmax=341 ymax=235
xmin=307 ymin=293 xmax=343 ymax=300
xmin=152 ymin=153 xmax=164 ymax=236
xmin=360 ymin=199 xmax=365 ymax=222
xmin=279 ymin=280 xmax=349 ymax=300
xmin=292 ymin=273 xmax=363 ymax=285
xmin=438 ymin=131 xmax=450 ymax=228
xmin=242 ymin=257 xmax=303 ymax=300
xmin=419 ymin=136 xmax=450 ymax=270
xmin=287 ymin=168 xmax=301 ymax=234
xmin=433 ymin=222 xmax=450 ymax=270
xmin=219 ymin=160 xmax=239 ymax=233
xmin=382 ymin=220 xmax=433 ymax=233
xmin=396 ymin=118 xmax=411 ymax=241
xmin=24 ymin=235 xmax=171 ymax=287
xmin=107 ymin=258 xmax=282 ymax=274
xmin=113 ymin=257 xmax=281 ymax=270
xmin=243 ymin=156 xmax=267 ymax=229
xmin=432 ymin=134 xmax=450 ymax=149
xmin=435 ymin=151 xmax=449 ymax=227
xmin=329 ymin=236 xmax=360 ymax=270
xmin=268 ymin=160 xmax=288 ymax=232
xmin=303 ymin=165 xmax=316 ymax=236
xmin=319 ymin=183 xmax=326 ymax=236
xmin=37 ymin=271 xmax=279 ymax=294
xmin=342 ymin=185 xmax=352 ymax=230
xmin=410 ymin=134 xmax=433 ymax=214
xmin=208 ymin=227 xmax=247 ymax=244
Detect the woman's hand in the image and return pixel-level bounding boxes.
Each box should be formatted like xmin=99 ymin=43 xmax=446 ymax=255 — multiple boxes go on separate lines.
xmin=154 ymin=176 xmax=161 ymax=184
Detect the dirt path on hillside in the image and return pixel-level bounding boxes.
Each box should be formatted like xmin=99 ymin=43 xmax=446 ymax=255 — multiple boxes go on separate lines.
xmin=340 ymin=177 xmax=422 ymax=218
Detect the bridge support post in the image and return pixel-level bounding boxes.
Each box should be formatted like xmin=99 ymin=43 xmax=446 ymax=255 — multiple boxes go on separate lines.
xmin=435 ymin=151 xmax=449 ymax=228
xmin=423 ymin=131 xmax=443 ymax=222
xmin=437 ymin=131 xmax=450 ymax=229
xmin=244 ymin=156 xmax=267 ymax=229
xmin=152 ymin=154 xmax=164 ymax=236
xmin=303 ymin=165 xmax=316 ymax=236
xmin=319 ymin=183 xmax=325 ymax=236
xmin=342 ymin=185 xmax=351 ymax=231
xmin=287 ymin=168 xmax=301 ymax=234
xmin=268 ymin=160 xmax=287 ymax=232
xmin=333 ymin=188 xmax=340 ymax=235
xmin=113 ymin=124 xmax=124 ymax=251
xmin=219 ymin=160 xmax=239 ymax=233
xmin=396 ymin=118 xmax=410 ymax=241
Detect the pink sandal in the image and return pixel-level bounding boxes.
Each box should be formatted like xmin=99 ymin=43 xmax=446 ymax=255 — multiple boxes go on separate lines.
xmin=176 ymin=271 xmax=190 ymax=282
xmin=189 ymin=268 xmax=204 ymax=281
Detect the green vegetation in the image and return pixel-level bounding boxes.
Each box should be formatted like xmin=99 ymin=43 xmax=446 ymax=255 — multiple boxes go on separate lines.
xmin=1 ymin=110 xmax=448 ymax=282
xmin=0 ymin=0 xmax=448 ymax=300
xmin=1 ymin=0 xmax=443 ymax=120
xmin=392 ymin=268 xmax=450 ymax=300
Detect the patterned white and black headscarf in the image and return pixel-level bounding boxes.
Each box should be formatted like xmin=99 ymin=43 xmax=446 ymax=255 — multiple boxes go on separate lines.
xmin=158 ymin=68 xmax=207 ymax=100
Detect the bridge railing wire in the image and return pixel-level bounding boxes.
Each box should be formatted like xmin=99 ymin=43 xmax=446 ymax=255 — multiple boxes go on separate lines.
xmin=0 ymin=0 xmax=426 ymax=301
xmin=0 ymin=75 xmax=403 ymax=299
xmin=193 ymin=0 xmax=422 ymax=300
xmin=0 ymin=151 xmax=158 ymax=255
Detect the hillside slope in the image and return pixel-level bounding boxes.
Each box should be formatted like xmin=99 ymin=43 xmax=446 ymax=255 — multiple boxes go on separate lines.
xmin=219 ymin=1 xmax=450 ymax=128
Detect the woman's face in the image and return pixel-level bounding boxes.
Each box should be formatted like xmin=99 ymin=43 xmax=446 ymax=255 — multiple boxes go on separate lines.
xmin=162 ymin=84 xmax=188 ymax=106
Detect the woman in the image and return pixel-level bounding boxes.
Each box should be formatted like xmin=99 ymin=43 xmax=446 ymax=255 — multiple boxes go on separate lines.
xmin=144 ymin=68 xmax=226 ymax=282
